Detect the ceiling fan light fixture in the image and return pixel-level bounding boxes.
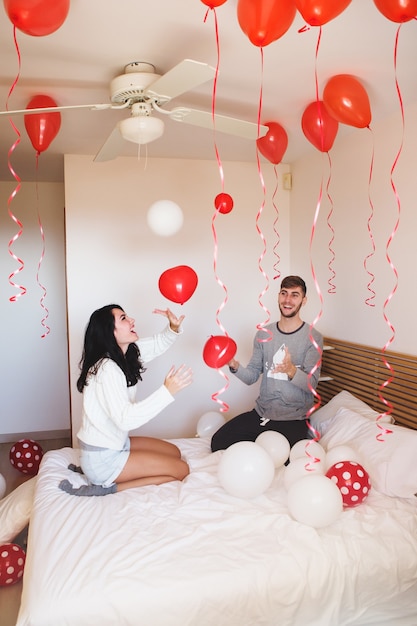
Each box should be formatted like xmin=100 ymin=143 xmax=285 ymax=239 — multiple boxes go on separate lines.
xmin=118 ymin=115 xmax=164 ymax=145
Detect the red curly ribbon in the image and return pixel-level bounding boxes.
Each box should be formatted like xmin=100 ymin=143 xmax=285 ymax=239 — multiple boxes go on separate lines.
xmin=272 ymin=166 xmax=281 ymax=281
xmin=325 ymin=152 xmax=336 ymax=294
xmin=364 ymin=130 xmax=376 ymax=306
xmin=35 ymin=157 xmax=50 ymax=337
xmin=204 ymin=6 xmax=229 ymax=412
xmin=376 ymin=24 xmax=404 ymax=439
xmin=6 ymin=27 xmax=26 ymax=302
xmin=255 ymin=47 xmax=272 ymax=342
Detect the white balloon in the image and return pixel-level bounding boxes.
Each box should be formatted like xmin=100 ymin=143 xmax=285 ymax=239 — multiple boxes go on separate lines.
xmin=255 ymin=431 xmax=290 ymax=468
xmin=196 ymin=411 xmax=226 ymax=438
xmin=218 ymin=441 xmax=275 ymax=499
xmin=0 ymin=473 xmax=6 ymax=499
xmin=324 ymin=445 xmax=361 ymax=471
xmin=147 ymin=200 xmax=184 ymax=236
xmin=284 ymin=456 xmax=325 ymax=490
xmin=289 ymin=439 xmax=326 ymax=463
xmin=287 ymin=474 xmax=343 ymax=528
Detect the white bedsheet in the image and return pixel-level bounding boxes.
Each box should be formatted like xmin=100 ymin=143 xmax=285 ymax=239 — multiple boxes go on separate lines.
xmin=17 ymin=438 xmax=417 ymax=626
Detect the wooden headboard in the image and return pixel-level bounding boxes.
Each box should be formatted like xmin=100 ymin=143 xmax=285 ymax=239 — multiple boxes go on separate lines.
xmin=317 ymin=337 xmax=417 ymax=430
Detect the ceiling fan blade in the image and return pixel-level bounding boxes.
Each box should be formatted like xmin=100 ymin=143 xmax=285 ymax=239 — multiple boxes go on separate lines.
xmin=146 ymin=59 xmax=215 ymax=103
xmin=169 ymin=107 xmax=268 ymax=140
xmin=94 ymin=125 xmax=126 ymax=162
xmin=0 ymin=103 xmax=113 ymax=117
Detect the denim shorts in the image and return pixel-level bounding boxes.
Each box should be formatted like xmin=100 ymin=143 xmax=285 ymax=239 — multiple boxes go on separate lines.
xmin=78 ymin=438 xmax=130 ymax=488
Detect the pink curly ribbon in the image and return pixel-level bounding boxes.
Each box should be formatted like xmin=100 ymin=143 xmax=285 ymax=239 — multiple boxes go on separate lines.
xmin=325 ymin=152 xmax=336 ymax=294
xmin=364 ymin=131 xmax=376 ymax=306
xmin=6 ymin=27 xmax=26 ymax=302
xmin=35 ymin=158 xmax=50 ymax=337
xmin=204 ymin=5 xmax=229 ymax=412
xmin=376 ymin=24 xmax=405 ymax=440
xmin=255 ymin=47 xmax=272 ymax=342
xmin=272 ymin=166 xmax=281 ymax=281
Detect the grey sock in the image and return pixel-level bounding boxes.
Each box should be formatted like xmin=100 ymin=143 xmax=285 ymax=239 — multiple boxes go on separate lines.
xmin=68 ymin=463 xmax=84 ymax=474
xmin=59 ymin=479 xmax=117 ymax=497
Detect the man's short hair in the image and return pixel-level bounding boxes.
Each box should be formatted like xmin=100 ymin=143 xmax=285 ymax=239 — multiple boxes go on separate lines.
xmin=280 ymin=275 xmax=307 ymax=296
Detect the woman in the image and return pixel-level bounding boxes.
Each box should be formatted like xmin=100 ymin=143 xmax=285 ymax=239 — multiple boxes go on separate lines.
xmin=60 ymin=304 xmax=192 ymax=496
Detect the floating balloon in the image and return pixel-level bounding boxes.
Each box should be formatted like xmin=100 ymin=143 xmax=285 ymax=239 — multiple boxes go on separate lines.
xmin=256 ymin=122 xmax=288 ymax=164
xmin=295 ymin=0 xmax=352 ymax=26
xmin=284 ymin=456 xmax=325 ymax=490
xmin=287 ymin=474 xmax=343 ymax=527
xmin=237 ymin=0 xmax=297 ymax=47
xmin=373 ymin=0 xmax=417 ymax=22
xmin=4 ymin=0 xmax=70 ymax=36
xmin=203 ymin=335 xmax=237 ymax=368
xmin=201 ymin=0 xmax=228 ymax=6
xmin=324 ymin=445 xmax=360 ymax=471
xmin=24 ymin=95 xmax=61 ymax=154
xmin=0 ymin=543 xmax=26 ymax=586
xmin=214 ymin=193 xmax=234 ymax=214
xmin=158 ymin=265 xmax=198 ymax=304
xmin=147 ymin=200 xmax=184 ymax=236
xmin=196 ymin=411 xmax=226 ymax=438
xmin=255 ymin=431 xmax=290 ymax=468
xmin=218 ymin=441 xmax=275 ymax=498
xmin=9 ymin=439 xmax=43 ymax=475
xmin=289 ymin=439 xmax=326 ymax=464
xmin=326 ymin=461 xmax=371 ymax=507
xmin=323 ymin=74 xmax=371 ymax=128
xmin=301 ymin=100 xmax=339 ymax=152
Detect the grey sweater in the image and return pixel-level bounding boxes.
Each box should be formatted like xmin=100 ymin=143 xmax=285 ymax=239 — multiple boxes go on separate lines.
xmin=233 ymin=322 xmax=323 ymax=421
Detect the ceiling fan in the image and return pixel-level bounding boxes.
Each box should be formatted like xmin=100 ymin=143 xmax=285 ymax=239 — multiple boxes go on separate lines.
xmin=0 ymin=59 xmax=268 ymax=162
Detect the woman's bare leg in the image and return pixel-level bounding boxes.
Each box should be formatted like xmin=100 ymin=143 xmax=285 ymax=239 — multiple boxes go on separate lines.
xmin=114 ymin=446 xmax=189 ymax=492
xmin=129 ymin=436 xmax=182 ymax=458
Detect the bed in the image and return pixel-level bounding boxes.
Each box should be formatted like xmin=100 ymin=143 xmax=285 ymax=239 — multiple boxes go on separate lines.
xmin=14 ymin=339 xmax=417 ymax=626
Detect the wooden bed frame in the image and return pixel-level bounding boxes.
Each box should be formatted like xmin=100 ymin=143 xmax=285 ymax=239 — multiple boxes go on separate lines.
xmin=317 ymin=337 xmax=417 ymax=430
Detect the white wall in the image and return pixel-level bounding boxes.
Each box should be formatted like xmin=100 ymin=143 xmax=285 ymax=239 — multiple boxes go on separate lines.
xmin=65 ymin=156 xmax=291 ymax=440
xmin=290 ymin=102 xmax=417 ymax=355
xmin=0 ymin=182 xmax=70 ymax=441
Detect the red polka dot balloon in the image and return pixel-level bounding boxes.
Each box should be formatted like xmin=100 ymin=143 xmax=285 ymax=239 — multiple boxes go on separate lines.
xmin=0 ymin=543 xmax=26 ymax=586
xmin=9 ymin=439 xmax=44 ymax=475
xmin=326 ymin=461 xmax=371 ymax=507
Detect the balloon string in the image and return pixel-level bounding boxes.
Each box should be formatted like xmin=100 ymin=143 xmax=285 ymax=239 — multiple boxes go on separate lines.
xmin=272 ymin=165 xmax=281 ymax=281
xmin=7 ymin=26 xmax=26 ymax=302
xmin=211 ymin=369 xmax=230 ymax=413
xmin=325 ymin=151 xmax=336 ymax=293
xmin=364 ymin=128 xmax=376 ymax=306
xmin=255 ymin=47 xmax=272 ymax=342
xmin=35 ymin=156 xmax=50 ymax=338
xmin=376 ymin=24 xmax=404 ymax=439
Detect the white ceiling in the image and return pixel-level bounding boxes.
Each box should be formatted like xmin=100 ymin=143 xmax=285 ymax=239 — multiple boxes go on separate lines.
xmin=0 ymin=0 xmax=416 ymax=182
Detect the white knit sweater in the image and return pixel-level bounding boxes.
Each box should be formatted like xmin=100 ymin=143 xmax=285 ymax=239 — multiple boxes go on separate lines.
xmin=77 ymin=325 xmax=181 ymax=449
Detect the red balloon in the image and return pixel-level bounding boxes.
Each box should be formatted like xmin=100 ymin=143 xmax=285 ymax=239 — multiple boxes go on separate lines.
xmin=4 ymin=0 xmax=70 ymax=36
xmin=203 ymin=335 xmax=237 ymax=368
xmin=214 ymin=193 xmax=234 ymax=214
xmin=9 ymin=439 xmax=43 ymax=475
xmin=256 ymin=122 xmax=288 ymax=164
xmin=158 ymin=265 xmax=198 ymax=305
xmin=373 ymin=0 xmax=417 ymax=22
xmin=237 ymin=0 xmax=297 ymax=47
xmin=323 ymin=74 xmax=371 ymax=129
xmin=301 ymin=100 xmax=339 ymax=152
xmin=326 ymin=461 xmax=371 ymax=507
xmin=295 ymin=0 xmax=352 ymax=26
xmin=201 ymin=0 xmax=227 ymax=6
xmin=0 ymin=543 xmax=26 ymax=587
xmin=24 ymin=95 xmax=61 ymax=154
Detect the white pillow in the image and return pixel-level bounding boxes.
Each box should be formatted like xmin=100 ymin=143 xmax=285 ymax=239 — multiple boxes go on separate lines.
xmin=309 ymin=390 xmax=391 ymax=435
xmin=0 ymin=477 xmax=36 ymax=544
xmin=320 ymin=407 xmax=417 ymax=499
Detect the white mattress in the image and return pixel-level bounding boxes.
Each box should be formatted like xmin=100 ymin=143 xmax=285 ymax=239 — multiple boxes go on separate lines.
xmin=17 ymin=438 xmax=417 ymax=626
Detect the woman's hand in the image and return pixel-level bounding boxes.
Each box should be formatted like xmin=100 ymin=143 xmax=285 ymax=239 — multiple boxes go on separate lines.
xmin=153 ymin=307 xmax=185 ymax=333
xmin=164 ymin=365 xmax=193 ymax=396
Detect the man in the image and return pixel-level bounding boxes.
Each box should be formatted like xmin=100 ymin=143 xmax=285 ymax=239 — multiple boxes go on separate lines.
xmin=211 ymin=275 xmax=323 ymax=452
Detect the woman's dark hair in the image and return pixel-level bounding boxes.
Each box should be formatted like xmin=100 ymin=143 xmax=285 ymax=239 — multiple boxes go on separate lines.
xmin=77 ymin=304 xmax=145 ymax=392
